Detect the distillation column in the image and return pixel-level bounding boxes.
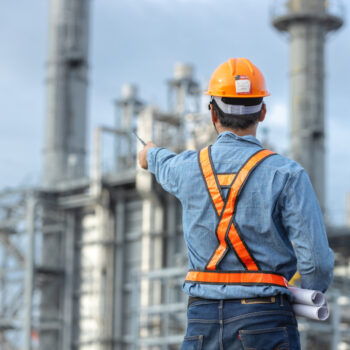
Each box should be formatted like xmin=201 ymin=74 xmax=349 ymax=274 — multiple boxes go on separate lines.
xmin=40 ymin=0 xmax=91 ymax=349
xmin=272 ymin=0 xmax=343 ymax=214
xmin=43 ymin=0 xmax=91 ymax=187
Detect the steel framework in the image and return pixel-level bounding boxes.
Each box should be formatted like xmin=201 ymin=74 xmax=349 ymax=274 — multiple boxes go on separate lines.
xmin=1 ymin=0 xmax=350 ymax=349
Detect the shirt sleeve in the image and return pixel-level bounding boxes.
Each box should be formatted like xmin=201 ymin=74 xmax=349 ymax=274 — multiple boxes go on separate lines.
xmin=147 ymin=147 xmax=181 ymax=198
xmin=278 ymin=170 xmax=334 ymax=292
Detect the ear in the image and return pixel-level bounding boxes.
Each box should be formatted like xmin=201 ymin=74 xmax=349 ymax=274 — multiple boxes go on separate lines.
xmin=211 ymin=104 xmax=218 ymax=124
xmin=259 ymin=103 xmax=266 ymax=122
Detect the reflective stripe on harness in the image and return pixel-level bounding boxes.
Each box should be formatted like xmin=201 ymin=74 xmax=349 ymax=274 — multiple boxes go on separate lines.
xmin=217 ymin=173 xmax=236 ymax=187
xmin=185 ymin=270 xmax=288 ymax=287
xmin=187 ymin=146 xmax=287 ymax=288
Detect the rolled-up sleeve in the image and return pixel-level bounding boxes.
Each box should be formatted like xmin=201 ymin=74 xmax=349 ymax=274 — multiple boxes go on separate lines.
xmin=279 ymin=170 xmax=334 ymax=292
xmin=147 ymin=147 xmax=181 ymax=197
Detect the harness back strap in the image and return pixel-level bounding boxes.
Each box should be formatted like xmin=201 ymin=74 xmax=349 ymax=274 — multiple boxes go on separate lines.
xmin=186 ymin=146 xmax=288 ymax=288
xmin=201 ymin=147 xmax=275 ymax=271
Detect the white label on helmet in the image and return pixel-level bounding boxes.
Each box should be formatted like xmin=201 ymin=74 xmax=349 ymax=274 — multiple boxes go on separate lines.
xmin=235 ymin=75 xmax=251 ymax=94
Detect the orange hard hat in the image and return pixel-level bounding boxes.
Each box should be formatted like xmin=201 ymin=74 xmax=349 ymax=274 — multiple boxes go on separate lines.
xmin=205 ymin=58 xmax=270 ymax=98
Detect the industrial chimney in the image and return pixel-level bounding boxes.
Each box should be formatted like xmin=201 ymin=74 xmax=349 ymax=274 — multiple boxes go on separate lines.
xmin=39 ymin=1 xmax=91 ymax=349
xmin=272 ymin=0 xmax=343 ymax=214
xmin=43 ymin=0 xmax=91 ymax=188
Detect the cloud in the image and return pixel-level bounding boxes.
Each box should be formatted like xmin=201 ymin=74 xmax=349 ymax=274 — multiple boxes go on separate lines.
xmin=257 ymin=102 xmax=289 ymax=154
xmin=0 ymin=2 xmax=46 ymax=189
xmin=266 ymin=102 xmax=288 ymax=128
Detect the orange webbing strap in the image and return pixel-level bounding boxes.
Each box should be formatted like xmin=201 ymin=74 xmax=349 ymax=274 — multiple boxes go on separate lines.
xmin=224 ymin=149 xmax=275 ymax=270
xmin=200 ymin=148 xmax=275 ymax=271
xmin=199 ymin=147 xmax=227 ymax=269
xmin=199 ymin=147 xmax=224 ymax=216
xmin=217 ymin=174 xmax=236 ymax=187
xmin=185 ymin=270 xmax=288 ymax=288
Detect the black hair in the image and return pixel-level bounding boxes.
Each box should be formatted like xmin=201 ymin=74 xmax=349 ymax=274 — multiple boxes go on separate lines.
xmin=211 ymin=97 xmax=263 ymax=130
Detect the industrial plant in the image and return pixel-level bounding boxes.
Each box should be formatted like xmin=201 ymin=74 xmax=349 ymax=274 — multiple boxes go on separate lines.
xmin=0 ymin=0 xmax=349 ymax=349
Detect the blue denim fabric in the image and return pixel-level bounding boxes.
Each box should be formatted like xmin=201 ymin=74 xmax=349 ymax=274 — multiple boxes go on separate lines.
xmin=147 ymin=131 xmax=334 ymax=298
xmin=181 ymin=296 xmax=300 ymax=350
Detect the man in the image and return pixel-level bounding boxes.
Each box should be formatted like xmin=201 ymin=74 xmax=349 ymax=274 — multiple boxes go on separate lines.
xmin=138 ymin=58 xmax=334 ymax=350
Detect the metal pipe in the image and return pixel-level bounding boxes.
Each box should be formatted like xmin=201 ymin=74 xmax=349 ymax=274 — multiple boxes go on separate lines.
xmin=24 ymin=195 xmax=36 ymax=350
xmin=62 ymin=213 xmax=75 ymax=350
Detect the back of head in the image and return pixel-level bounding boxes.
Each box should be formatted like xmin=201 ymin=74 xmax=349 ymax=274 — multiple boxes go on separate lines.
xmin=205 ymin=58 xmax=269 ymax=130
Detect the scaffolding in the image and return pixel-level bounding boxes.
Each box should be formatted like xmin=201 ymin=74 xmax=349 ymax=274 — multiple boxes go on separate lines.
xmin=0 ymin=189 xmax=28 ymax=349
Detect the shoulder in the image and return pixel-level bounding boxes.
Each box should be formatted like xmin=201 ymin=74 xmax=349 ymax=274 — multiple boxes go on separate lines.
xmin=176 ymin=149 xmax=199 ymax=163
xmin=259 ymin=152 xmax=310 ymax=197
xmin=263 ymin=152 xmax=304 ymax=177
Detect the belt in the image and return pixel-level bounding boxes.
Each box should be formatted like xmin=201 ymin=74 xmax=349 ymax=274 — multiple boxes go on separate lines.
xmin=188 ymin=295 xmax=287 ymax=308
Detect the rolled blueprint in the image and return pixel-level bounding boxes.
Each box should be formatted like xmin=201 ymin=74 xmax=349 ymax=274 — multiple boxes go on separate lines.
xmin=288 ymin=286 xmax=326 ymax=307
xmin=292 ymin=303 xmax=329 ymax=321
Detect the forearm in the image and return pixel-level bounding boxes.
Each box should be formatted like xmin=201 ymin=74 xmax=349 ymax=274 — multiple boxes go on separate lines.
xmin=299 ymin=255 xmax=334 ymax=292
xmin=280 ymin=170 xmax=334 ymax=292
xmin=146 ymin=147 xmax=181 ymax=196
xmin=138 ymin=141 xmax=157 ymax=169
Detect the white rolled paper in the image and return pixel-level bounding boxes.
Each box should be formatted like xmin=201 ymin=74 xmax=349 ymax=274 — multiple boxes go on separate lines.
xmin=288 ymin=286 xmax=326 ymax=307
xmin=292 ymin=303 xmax=329 ymax=321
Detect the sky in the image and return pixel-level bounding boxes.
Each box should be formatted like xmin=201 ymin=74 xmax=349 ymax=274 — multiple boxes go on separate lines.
xmin=0 ymin=0 xmax=349 ymax=225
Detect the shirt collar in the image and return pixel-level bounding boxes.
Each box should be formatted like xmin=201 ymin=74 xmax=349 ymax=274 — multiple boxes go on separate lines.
xmin=216 ymin=131 xmax=262 ymax=148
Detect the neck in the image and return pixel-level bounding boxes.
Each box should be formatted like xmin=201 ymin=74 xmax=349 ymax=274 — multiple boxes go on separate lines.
xmin=216 ymin=125 xmax=257 ymax=137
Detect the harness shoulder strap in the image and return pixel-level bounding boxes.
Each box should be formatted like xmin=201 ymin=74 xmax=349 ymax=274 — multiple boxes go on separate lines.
xmin=199 ymin=146 xmax=275 ymax=271
xmin=198 ymin=146 xmax=225 ymax=217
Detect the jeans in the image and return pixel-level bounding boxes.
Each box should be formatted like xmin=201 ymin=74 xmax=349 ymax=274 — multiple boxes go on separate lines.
xmin=181 ymin=295 xmax=301 ymax=350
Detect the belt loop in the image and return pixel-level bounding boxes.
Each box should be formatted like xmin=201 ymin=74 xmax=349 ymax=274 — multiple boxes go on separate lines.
xmin=280 ymin=294 xmax=284 ymax=307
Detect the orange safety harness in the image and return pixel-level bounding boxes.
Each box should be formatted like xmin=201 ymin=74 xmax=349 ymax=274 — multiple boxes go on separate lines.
xmin=185 ymin=146 xmax=288 ymax=288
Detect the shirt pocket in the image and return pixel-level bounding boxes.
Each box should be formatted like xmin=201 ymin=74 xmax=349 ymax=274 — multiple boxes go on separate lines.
xmin=238 ymin=327 xmax=289 ymax=350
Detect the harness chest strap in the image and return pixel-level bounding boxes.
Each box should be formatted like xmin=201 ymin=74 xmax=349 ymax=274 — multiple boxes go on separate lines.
xmin=186 ymin=146 xmax=288 ymax=288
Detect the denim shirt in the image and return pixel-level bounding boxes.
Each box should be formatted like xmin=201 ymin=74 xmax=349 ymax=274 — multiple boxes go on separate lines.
xmin=147 ymin=131 xmax=334 ymax=299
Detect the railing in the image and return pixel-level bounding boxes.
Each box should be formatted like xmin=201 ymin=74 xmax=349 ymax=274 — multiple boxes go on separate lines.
xmin=130 ymin=267 xmax=188 ymax=349
xmin=270 ymin=0 xmax=345 ymax=21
